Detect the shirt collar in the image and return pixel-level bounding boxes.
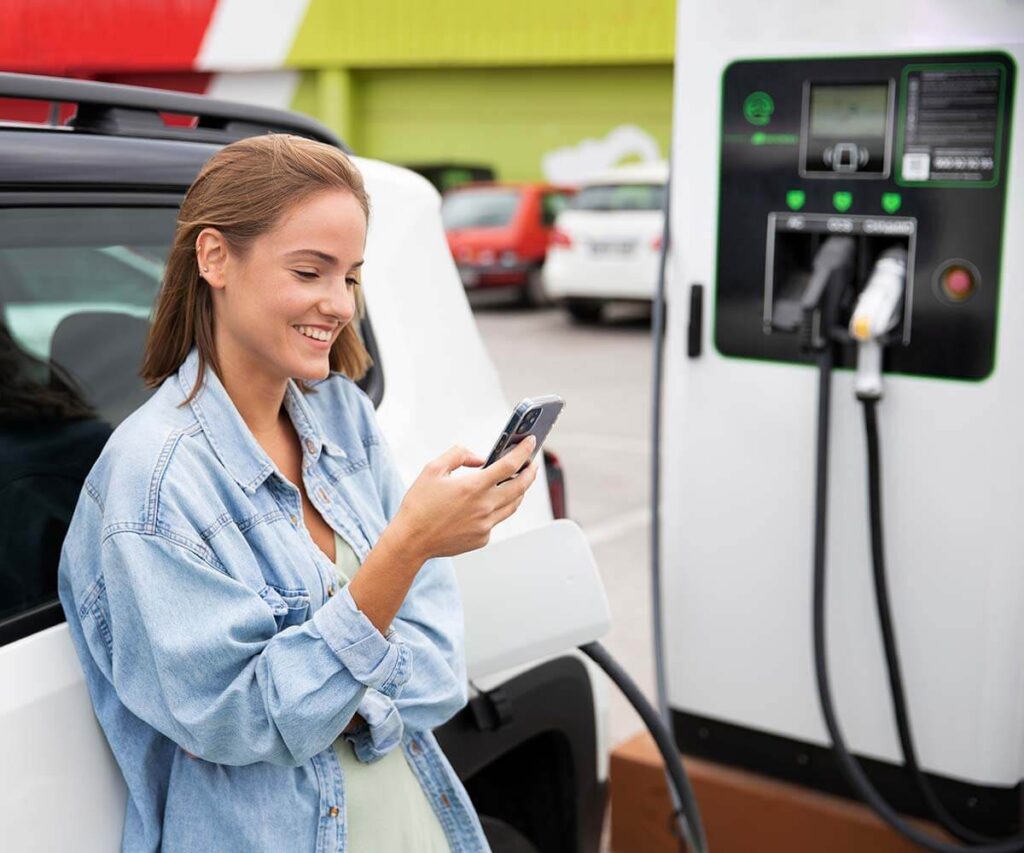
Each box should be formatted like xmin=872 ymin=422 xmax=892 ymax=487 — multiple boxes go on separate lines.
xmin=177 ymin=348 xmax=346 ymax=495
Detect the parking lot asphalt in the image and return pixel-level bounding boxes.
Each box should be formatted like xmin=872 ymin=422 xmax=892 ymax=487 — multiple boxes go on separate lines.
xmin=470 ymin=292 xmax=656 ymax=753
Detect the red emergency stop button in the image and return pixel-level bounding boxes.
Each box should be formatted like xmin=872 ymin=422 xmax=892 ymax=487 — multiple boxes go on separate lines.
xmin=938 ymin=262 xmax=978 ymax=302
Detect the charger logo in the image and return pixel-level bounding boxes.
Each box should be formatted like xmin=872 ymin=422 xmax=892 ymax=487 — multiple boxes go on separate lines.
xmin=743 ymin=91 xmax=774 ymax=126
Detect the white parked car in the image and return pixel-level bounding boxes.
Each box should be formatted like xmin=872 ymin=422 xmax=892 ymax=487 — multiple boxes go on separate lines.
xmin=542 ymin=161 xmax=668 ymax=323
xmin=0 ymin=74 xmax=610 ymax=853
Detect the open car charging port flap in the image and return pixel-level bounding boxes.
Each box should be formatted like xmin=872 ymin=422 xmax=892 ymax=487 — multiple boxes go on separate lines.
xmin=764 ymin=212 xmax=916 ymax=348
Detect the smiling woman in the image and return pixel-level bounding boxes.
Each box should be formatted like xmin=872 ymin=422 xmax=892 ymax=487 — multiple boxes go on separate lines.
xmin=142 ymin=134 xmax=374 ymax=402
xmin=56 ymin=134 xmax=537 ymax=852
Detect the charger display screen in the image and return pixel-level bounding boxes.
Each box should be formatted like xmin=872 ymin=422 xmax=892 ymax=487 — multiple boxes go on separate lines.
xmin=809 ymin=84 xmax=889 ymax=137
xmin=802 ymin=82 xmax=891 ymax=176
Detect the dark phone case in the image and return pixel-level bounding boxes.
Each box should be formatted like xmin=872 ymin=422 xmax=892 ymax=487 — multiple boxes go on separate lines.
xmin=484 ymin=395 xmax=564 ymax=472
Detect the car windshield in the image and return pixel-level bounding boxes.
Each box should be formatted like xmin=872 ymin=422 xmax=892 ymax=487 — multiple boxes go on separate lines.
xmin=442 ymin=189 xmax=521 ymax=230
xmin=573 ymin=183 xmax=665 ymax=211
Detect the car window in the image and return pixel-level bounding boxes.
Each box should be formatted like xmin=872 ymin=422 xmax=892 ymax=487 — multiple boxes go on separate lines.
xmin=0 ymin=207 xmax=174 ymax=640
xmin=572 ymin=183 xmax=666 ymax=212
xmin=541 ymin=192 xmax=571 ymax=226
xmin=442 ymin=189 xmax=521 ymax=230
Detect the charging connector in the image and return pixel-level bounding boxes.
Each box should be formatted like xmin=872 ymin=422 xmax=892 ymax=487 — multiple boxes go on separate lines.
xmin=799 ymin=236 xmax=857 ymax=351
xmin=850 ymin=248 xmax=907 ymax=399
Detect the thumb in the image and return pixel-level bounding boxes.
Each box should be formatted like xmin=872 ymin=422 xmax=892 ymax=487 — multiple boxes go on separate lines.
xmin=436 ymin=445 xmax=478 ymax=474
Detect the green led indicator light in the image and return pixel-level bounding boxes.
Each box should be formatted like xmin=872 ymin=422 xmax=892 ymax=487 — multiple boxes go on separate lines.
xmin=786 ymin=190 xmax=806 ymax=211
xmin=881 ymin=192 xmax=902 ymax=214
xmin=832 ymin=192 xmax=853 ymax=213
xmin=743 ymin=91 xmax=774 ymax=126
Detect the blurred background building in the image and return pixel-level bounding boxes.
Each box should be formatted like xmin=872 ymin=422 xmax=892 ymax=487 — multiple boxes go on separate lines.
xmin=0 ymin=0 xmax=674 ymax=185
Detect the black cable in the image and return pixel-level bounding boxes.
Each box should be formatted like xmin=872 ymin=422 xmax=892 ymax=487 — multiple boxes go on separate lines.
xmin=861 ymin=398 xmax=1024 ymax=848
xmin=580 ymin=641 xmax=707 ymax=853
xmin=650 ymin=161 xmax=671 ymax=729
xmin=649 ymin=162 xmax=694 ymax=853
xmin=811 ymin=342 xmax=1024 ymax=853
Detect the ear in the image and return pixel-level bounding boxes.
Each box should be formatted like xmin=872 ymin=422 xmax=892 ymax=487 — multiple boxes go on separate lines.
xmin=195 ymin=227 xmax=229 ymax=290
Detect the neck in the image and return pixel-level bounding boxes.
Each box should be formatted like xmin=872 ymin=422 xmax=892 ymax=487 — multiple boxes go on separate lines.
xmin=214 ymin=341 xmax=289 ymax=439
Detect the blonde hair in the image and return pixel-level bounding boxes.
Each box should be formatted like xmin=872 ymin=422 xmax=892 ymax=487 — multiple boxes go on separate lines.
xmin=142 ymin=133 xmax=373 ymax=403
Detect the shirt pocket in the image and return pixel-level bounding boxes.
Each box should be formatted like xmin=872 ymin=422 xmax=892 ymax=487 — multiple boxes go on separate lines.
xmin=256 ymin=583 xmax=311 ymax=632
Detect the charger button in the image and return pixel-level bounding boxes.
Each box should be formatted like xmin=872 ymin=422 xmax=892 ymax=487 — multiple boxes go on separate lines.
xmin=940 ymin=264 xmax=977 ymax=302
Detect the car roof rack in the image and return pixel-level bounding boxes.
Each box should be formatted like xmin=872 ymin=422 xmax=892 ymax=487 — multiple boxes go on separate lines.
xmin=0 ymin=72 xmax=348 ymax=151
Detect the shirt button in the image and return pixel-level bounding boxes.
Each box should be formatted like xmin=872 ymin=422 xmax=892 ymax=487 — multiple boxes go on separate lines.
xmin=289 ymin=515 xmax=298 ymax=526
xmin=328 ymin=806 xmax=339 ymax=818
xmin=327 ymin=585 xmax=336 ymax=597
xmin=440 ymin=793 xmax=451 ymax=808
xmin=305 ymin=438 xmax=317 ymax=453
xmin=410 ymin=739 xmax=421 ymax=755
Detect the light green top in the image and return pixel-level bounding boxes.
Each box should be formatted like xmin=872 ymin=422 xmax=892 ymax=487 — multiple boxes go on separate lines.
xmin=330 ymin=532 xmax=451 ymax=853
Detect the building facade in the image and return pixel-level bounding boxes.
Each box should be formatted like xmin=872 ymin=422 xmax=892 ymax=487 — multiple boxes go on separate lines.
xmin=1 ymin=0 xmax=674 ymax=182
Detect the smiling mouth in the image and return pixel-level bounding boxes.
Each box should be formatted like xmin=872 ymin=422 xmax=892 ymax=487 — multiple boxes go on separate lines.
xmin=293 ymin=325 xmax=334 ymax=343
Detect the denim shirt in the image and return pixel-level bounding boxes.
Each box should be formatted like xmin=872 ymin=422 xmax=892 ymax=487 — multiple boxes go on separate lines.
xmin=57 ymin=348 xmax=490 ymax=852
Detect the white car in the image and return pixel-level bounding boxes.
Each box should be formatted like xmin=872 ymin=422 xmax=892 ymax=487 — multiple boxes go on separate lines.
xmin=0 ymin=74 xmax=610 ymax=853
xmin=542 ymin=160 xmax=668 ymax=322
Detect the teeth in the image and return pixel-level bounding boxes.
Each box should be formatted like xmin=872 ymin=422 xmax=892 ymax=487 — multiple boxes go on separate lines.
xmin=295 ymin=325 xmax=331 ymax=342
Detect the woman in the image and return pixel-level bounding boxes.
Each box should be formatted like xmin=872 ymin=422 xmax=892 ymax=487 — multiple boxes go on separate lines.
xmin=57 ymin=134 xmax=537 ymax=852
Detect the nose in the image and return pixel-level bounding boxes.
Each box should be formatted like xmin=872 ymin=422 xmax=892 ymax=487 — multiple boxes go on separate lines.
xmin=320 ymin=275 xmax=357 ymax=324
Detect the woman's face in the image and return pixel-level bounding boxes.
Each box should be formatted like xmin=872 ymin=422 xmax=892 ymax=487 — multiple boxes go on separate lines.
xmin=204 ymin=188 xmax=367 ymax=385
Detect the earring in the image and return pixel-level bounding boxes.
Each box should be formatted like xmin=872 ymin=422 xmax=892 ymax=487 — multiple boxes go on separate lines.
xmin=202 ymin=267 xmax=209 ymax=272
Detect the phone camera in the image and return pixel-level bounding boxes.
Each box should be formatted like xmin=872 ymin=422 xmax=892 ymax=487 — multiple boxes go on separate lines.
xmin=516 ymin=408 xmax=541 ymax=433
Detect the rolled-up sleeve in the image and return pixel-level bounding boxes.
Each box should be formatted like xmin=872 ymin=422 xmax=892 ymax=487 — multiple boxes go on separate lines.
xmin=91 ymin=529 xmax=408 ymax=768
xmin=345 ymin=688 xmax=405 ymax=763
xmin=312 ymin=584 xmax=411 ymax=696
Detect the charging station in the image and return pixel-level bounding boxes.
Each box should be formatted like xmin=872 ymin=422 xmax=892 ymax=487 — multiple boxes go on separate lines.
xmin=658 ymin=3 xmax=1023 ymax=846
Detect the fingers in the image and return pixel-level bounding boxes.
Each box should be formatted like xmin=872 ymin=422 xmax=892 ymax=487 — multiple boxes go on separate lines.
xmin=491 ymin=435 xmax=537 ymax=484
xmin=488 ymin=488 xmax=529 ymax=527
xmin=492 ymin=460 xmax=539 ymax=505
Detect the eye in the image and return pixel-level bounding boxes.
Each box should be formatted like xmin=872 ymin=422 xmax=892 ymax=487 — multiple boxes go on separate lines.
xmin=346 ymin=277 xmax=360 ymax=288
xmin=292 ymin=269 xmax=318 ymax=280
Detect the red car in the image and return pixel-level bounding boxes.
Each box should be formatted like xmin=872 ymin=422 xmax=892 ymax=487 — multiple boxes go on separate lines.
xmin=442 ymin=182 xmax=575 ymax=306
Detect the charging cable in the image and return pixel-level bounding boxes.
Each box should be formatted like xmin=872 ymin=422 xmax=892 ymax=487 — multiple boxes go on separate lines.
xmin=848 ymin=251 xmax=1024 ymax=847
xmin=580 ymin=641 xmax=707 ymax=853
xmin=806 ymin=245 xmax=1024 ymax=852
xmin=651 ymin=161 xmax=708 ymax=851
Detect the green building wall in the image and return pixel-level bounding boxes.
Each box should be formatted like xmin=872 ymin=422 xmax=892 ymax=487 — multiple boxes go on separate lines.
xmin=286 ymin=1 xmax=675 ymax=182
xmin=292 ymin=64 xmax=673 ymax=181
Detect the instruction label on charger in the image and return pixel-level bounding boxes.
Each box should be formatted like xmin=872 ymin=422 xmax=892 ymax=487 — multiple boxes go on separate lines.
xmin=901 ymin=65 xmax=1003 ymax=184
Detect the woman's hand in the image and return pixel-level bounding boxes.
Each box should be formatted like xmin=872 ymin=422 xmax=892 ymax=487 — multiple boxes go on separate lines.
xmin=392 ymin=437 xmax=539 ymax=561
xmin=347 ymin=438 xmax=538 ymax=635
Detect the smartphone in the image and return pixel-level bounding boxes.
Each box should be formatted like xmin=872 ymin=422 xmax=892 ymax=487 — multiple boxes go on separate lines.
xmin=484 ymin=395 xmax=565 ymax=475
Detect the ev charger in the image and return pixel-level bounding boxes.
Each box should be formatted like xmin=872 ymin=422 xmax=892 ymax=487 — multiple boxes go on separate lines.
xmin=661 ymin=0 xmax=1024 ymax=839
